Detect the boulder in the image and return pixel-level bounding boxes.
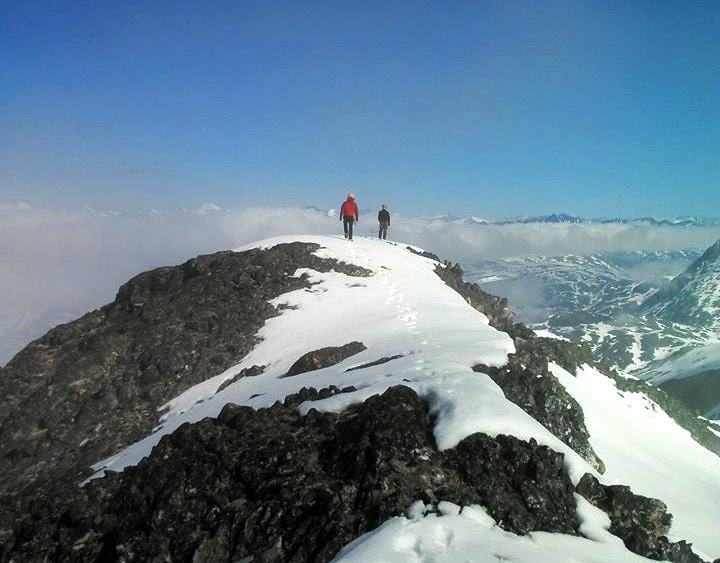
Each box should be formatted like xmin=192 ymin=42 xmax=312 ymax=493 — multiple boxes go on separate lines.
xmin=284 ymin=342 xmax=367 ymax=377
xmin=576 ymin=473 xmax=706 ymax=563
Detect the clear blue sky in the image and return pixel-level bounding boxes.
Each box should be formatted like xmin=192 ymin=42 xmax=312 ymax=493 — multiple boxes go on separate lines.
xmin=1 ymin=0 xmax=719 ymax=217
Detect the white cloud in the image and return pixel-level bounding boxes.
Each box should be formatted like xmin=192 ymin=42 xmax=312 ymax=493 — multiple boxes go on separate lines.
xmin=194 ymin=202 xmax=227 ymax=215
xmin=2 ymin=202 xmax=719 ymax=365
xmin=394 ymin=218 xmax=720 ymax=263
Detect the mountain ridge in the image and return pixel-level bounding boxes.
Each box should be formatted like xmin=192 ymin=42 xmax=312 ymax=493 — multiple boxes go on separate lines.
xmin=2 ymin=236 xmax=720 ymax=562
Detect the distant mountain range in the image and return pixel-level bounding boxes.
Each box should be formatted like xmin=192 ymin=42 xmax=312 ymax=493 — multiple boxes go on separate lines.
xmin=423 ymin=212 xmax=720 ymax=227
xmin=7 ymin=201 xmax=720 ymax=227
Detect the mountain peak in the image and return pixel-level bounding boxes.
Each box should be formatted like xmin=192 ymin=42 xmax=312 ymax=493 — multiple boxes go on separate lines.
xmin=644 ymin=237 xmax=720 ymax=326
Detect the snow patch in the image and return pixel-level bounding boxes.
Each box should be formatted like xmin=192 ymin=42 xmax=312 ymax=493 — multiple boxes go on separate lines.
xmin=332 ymin=500 xmax=652 ymax=563
xmin=534 ymin=328 xmax=570 ymax=341
xmin=551 ymin=362 xmax=720 ymax=558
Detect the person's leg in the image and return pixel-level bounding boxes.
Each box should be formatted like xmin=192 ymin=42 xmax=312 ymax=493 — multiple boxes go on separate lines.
xmin=378 ymin=225 xmax=382 ymax=239
xmin=348 ymin=219 xmax=354 ymax=240
xmin=383 ymin=225 xmax=388 ymax=239
xmin=343 ymin=218 xmax=349 ymax=239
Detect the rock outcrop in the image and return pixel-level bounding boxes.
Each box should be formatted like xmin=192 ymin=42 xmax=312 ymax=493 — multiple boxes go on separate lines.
xmin=2 ymin=386 xmax=578 ymax=563
xmin=284 ymin=342 xmax=367 ymax=377
xmin=437 ymin=259 xmax=603 ymax=472
xmin=0 ymin=242 xmax=371 ymax=525
xmin=576 ymin=473 xmax=707 ymax=563
xmin=473 ymin=341 xmax=605 ymax=473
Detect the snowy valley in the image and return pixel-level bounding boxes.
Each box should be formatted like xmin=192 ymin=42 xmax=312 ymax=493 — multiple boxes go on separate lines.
xmin=467 ymin=245 xmax=720 ymax=420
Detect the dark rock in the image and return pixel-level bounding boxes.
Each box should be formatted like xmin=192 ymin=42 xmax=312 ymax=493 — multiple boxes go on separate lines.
xmin=662 ymin=541 xmax=709 ymax=563
xmin=577 ymin=473 xmax=671 ymax=556
xmin=284 ymin=342 xmax=367 ymax=377
xmin=473 ymin=344 xmax=605 ymax=473
xmin=437 ymin=253 xmax=606 ymax=471
xmin=0 ymin=242 xmax=371 ymax=527
xmin=442 ymin=434 xmax=579 ymax=535
xmin=660 ymin=370 xmax=720 ymax=417
xmin=282 ymin=385 xmax=358 ymax=408
xmin=519 ymin=336 xmax=597 ymax=376
xmin=345 ymin=355 xmax=404 ymax=372
xmin=3 ymin=386 xmax=580 ymax=562
xmin=216 ymin=364 xmax=265 ymax=393
xmin=576 ymin=473 xmax=707 ymax=563
xmin=405 ymin=246 xmax=442 ymax=262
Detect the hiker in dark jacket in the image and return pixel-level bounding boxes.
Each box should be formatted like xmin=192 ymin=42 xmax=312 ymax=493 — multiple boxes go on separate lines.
xmin=378 ymin=204 xmax=390 ymax=239
xmin=339 ymin=193 xmax=359 ymax=240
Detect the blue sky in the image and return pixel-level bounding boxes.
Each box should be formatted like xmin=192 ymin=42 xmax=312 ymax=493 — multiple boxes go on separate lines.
xmin=1 ymin=0 xmax=719 ymax=217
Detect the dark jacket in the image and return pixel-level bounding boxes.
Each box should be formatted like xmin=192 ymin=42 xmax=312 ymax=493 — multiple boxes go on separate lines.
xmin=378 ymin=209 xmax=390 ymax=225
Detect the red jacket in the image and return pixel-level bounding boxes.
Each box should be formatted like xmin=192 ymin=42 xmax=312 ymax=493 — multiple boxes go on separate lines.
xmin=340 ymin=197 xmax=359 ymax=220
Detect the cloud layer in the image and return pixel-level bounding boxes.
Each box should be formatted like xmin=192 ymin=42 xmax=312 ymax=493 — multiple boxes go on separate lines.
xmin=3 ymin=202 xmax=720 ymax=364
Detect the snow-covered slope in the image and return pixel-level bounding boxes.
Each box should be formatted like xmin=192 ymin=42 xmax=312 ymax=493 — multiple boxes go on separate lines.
xmin=551 ymin=364 xmax=720 ymax=558
xmin=629 ymin=242 xmax=720 ymax=416
xmin=335 ymin=499 xmax=654 ymax=563
xmin=645 ymin=240 xmax=720 ymax=325
xmin=639 ymin=344 xmax=720 ymax=385
xmin=79 ymin=235 xmax=720 ymax=562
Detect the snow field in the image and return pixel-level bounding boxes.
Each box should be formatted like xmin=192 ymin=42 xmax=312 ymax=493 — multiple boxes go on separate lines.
xmin=551 ymin=363 xmax=720 ymax=558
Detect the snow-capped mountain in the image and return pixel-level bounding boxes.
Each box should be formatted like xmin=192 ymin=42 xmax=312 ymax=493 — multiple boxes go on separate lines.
xmin=420 ymin=212 xmax=720 ymax=227
xmin=644 ymin=240 xmax=720 ymax=326
xmin=496 ymin=212 xmax=588 ymax=224
xmin=467 ymin=244 xmax=720 ymax=420
xmin=465 ymin=250 xmax=698 ymax=327
xmin=630 ymin=243 xmax=720 ymax=416
xmin=2 ymin=236 xmax=719 ymax=562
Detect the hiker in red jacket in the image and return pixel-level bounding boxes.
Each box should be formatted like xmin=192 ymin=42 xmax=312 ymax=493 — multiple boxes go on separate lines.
xmin=339 ymin=193 xmax=359 ymax=240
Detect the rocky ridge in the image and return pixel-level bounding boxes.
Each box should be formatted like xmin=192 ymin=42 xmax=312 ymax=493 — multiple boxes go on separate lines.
xmin=0 ymin=243 xmax=370 ymax=523
xmin=3 ymin=386 xmax=578 ymax=562
xmin=0 ymin=241 xmax=718 ymax=562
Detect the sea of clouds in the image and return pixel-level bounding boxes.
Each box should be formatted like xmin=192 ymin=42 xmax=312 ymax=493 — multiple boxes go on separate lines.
xmin=3 ymin=201 xmax=720 ymax=364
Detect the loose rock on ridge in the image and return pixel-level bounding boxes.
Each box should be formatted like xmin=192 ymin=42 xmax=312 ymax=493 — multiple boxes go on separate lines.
xmin=2 ymin=386 xmax=579 ymax=563
xmin=0 ymin=242 xmax=371 ymax=526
